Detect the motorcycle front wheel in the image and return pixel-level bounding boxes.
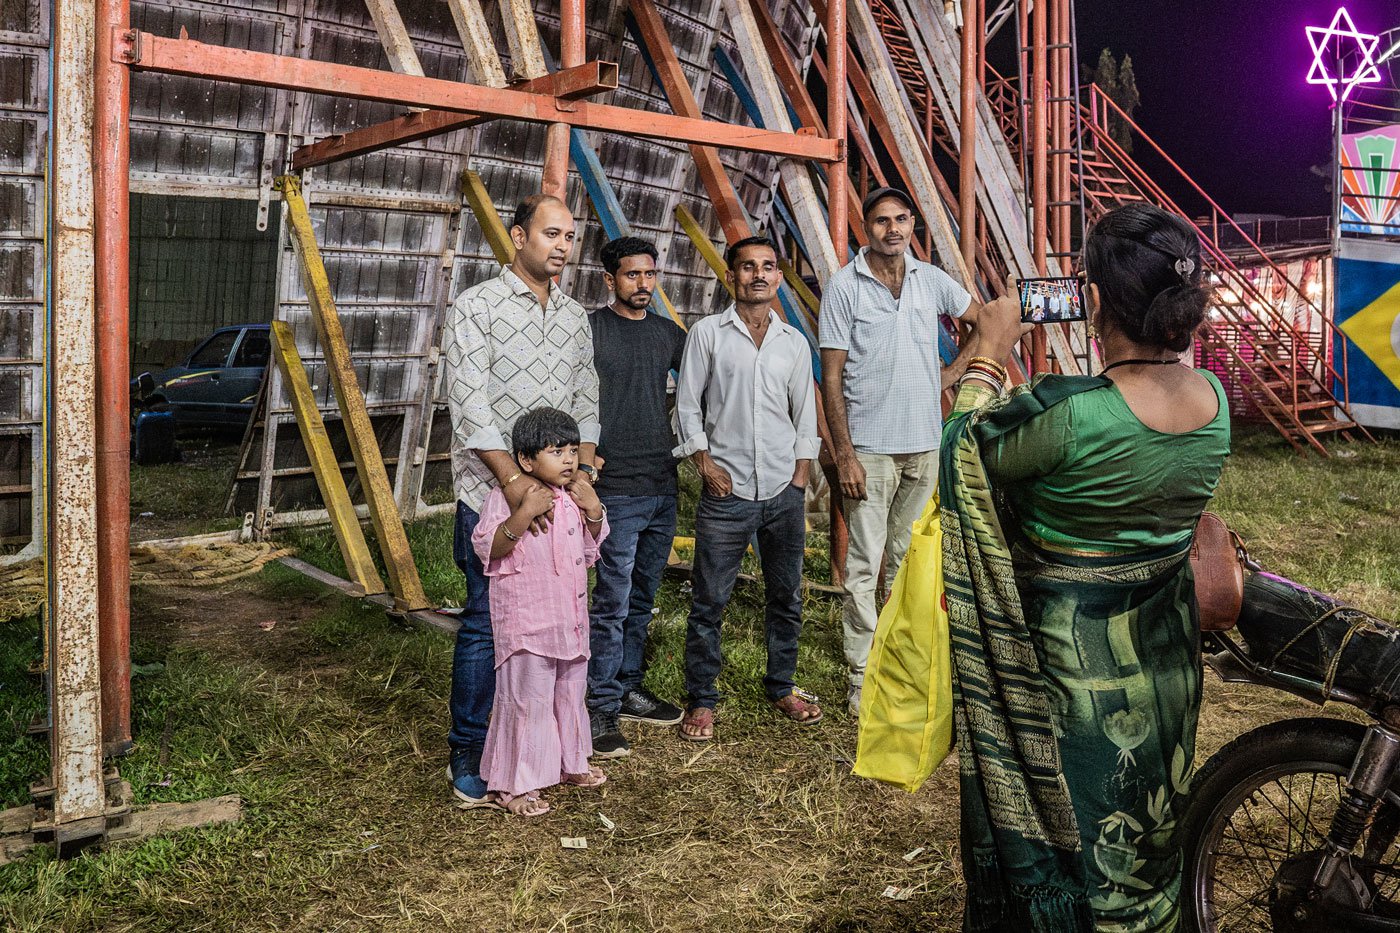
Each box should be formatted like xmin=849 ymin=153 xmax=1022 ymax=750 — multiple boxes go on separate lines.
xmin=1181 ymin=717 xmax=1400 ymax=933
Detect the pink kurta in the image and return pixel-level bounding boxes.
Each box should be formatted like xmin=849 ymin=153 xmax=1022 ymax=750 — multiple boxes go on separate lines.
xmin=471 ymin=484 xmax=610 ymax=798
xmin=471 ymin=485 xmax=608 ymax=666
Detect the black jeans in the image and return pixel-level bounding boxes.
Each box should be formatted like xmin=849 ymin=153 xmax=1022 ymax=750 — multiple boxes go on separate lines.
xmin=684 ymin=483 xmax=806 ymax=709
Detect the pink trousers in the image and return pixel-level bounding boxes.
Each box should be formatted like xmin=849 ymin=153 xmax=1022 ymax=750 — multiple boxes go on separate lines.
xmin=480 ymin=651 xmax=592 ymax=797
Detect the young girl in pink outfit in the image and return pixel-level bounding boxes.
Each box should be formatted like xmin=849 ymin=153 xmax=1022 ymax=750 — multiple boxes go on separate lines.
xmin=472 ymin=407 xmax=610 ymax=816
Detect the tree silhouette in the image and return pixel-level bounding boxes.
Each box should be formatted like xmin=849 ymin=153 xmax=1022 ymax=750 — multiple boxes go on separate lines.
xmin=1093 ymin=49 xmax=1140 ymax=154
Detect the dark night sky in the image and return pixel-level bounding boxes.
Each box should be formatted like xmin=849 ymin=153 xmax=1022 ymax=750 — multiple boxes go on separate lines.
xmin=1072 ymin=0 xmax=1397 ymax=218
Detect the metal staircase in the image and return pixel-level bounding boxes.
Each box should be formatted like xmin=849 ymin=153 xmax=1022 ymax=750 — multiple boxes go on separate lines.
xmin=1074 ymin=87 xmax=1372 ymax=455
xmin=862 ymin=2 xmax=1370 ymax=453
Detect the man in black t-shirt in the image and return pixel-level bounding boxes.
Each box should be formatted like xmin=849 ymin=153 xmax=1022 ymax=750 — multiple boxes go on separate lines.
xmin=586 ymin=237 xmax=688 ymax=758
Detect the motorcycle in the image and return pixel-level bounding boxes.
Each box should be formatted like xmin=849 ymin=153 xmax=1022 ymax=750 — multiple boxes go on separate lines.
xmin=1183 ymin=562 xmax=1400 ymax=931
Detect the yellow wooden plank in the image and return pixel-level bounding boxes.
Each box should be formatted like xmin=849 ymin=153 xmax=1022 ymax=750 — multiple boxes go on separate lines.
xmin=777 ymin=258 xmax=819 ymax=331
xmin=269 ymin=321 xmax=386 ymax=597
xmin=654 ymin=287 xmax=685 ymax=330
xmin=276 ymin=176 xmax=430 ymax=612
xmin=674 ymin=203 xmax=733 ymax=298
xmin=461 ymin=170 xmax=515 ymax=266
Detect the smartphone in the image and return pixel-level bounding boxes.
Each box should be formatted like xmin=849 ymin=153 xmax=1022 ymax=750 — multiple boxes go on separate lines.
xmin=1018 ymin=277 xmax=1086 ymax=324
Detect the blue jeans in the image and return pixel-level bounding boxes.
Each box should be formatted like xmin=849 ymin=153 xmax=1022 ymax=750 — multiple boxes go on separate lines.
xmin=587 ymin=495 xmax=678 ymax=717
xmin=449 ymin=501 xmax=492 ymax=787
xmin=684 ymin=484 xmax=806 ymax=709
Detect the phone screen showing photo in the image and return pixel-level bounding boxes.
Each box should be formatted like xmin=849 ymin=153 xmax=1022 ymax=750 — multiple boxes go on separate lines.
xmin=1018 ymin=277 xmax=1086 ymax=324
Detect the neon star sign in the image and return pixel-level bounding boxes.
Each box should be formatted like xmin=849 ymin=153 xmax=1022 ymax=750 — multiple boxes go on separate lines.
xmin=1306 ymin=7 xmax=1382 ymax=102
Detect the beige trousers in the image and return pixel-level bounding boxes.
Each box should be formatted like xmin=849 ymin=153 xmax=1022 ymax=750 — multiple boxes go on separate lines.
xmin=840 ymin=449 xmax=939 ymax=688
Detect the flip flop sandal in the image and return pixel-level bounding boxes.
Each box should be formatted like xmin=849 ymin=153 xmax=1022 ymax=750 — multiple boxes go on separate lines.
xmin=678 ymin=706 xmax=715 ymax=743
xmin=773 ymin=689 xmax=824 ymax=726
xmin=498 ymin=792 xmax=551 ymax=817
xmin=561 ymin=765 xmax=608 ymax=788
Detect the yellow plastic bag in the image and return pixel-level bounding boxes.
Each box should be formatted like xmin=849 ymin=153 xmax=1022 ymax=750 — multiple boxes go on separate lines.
xmin=852 ymin=492 xmax=953 ymax=793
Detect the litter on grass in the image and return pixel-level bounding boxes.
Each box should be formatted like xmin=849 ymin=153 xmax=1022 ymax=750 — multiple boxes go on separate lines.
xmin=560 ymin=837 xmax=588 ymax=849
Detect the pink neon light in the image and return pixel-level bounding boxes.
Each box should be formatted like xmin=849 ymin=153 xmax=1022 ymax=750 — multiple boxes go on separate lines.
xmin=1306 ymin=7 xmax=1382 ymax=102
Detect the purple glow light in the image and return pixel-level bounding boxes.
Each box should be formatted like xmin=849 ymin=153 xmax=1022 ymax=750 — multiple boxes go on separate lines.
xmin=1306 ymin=7 xmax=1382 ymax=102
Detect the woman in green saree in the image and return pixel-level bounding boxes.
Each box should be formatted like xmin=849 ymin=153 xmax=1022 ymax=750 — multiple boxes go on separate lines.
xmin=941 ymin=204 xmax=1230 ymax=932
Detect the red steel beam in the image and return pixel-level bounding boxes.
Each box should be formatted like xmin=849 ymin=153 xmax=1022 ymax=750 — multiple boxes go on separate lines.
xmin=542 ymin=0 xmax=586 ymax=197
xmin=958 ymin=0 xmax=978 ymax=275
xmin=746 ymin=0 xmax=864 ymax=248
xmin=113 ymin=29 xmax=842 ymax=163
xmin=96 ymin=0 xmax=132 ymax=757
xmin=292 ymin=61 xmax=619 ymax=170
xmin=1051 ymin=0 xmax=1072 ymax=258
xmin=822 ymin=0 xmax=847 ymax=266
xmin=627 ymin=0 xmax=751 ymax=244
xmin=1029 ymin=0 xmax=1049 ymax=372
xmin=823 ymin=0 xmax=849 ymax=587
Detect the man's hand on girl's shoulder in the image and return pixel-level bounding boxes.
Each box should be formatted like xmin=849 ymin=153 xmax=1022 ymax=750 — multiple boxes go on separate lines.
xmin=519 ymin=482 xmax=555 ymax=520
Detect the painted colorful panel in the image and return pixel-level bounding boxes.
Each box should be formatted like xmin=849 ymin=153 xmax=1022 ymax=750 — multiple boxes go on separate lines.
xmin=1335 ymin=239 xmax=1400 ymax=429
xmin=1341 ymin=124 xmax=1400 ymax=236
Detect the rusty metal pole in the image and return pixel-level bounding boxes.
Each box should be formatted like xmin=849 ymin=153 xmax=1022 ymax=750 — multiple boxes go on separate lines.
xmin=825 ymin=0 xmax=849 ymax=586
xmin=958 ymin=0 xmax=978 ymax=276
xmin=49 ymin=0 xmax=107 ymax=835
xmin=975 ymin=0 xmax=986 ymax=89
xmin=542 ymin=0 xmax=585 ymax=197
xmin=1051 ymin=0 xmax=1071 ymax=258
xmin=95 ymin=0 xmax=132 ymax=758
xmin=827 ymin=0 xmax=846 ymax=261
xmin=1029 ymin=0 xmax=1049 ymax=371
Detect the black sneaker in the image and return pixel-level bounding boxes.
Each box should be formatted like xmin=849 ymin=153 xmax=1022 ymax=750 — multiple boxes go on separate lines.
xmin=590 ymin=712 xmax=631 ymax=759
xmin=619 ymin=689 xmax=685 ymax=726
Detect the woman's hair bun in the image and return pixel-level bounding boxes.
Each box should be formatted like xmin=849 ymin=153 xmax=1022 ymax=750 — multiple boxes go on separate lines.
xmin=1083 ymin=204 xmax=1210 ymax=353
xmin=1143 ymin=282 xmax=1210 ymax=353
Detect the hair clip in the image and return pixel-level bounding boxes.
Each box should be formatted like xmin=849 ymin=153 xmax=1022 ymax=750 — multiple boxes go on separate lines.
xmin=1174 ymin=257 xmax=1196 ymax=278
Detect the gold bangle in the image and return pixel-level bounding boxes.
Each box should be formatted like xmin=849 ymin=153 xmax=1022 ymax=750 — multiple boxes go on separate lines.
xmin=502 ymin=472 xmax=522 ymax=487
xmin=501 ymin=525 xmax=521 ymax=542
xmin=967 ymin=360 xmax=1008 ymax=380
xmin=968 ymin=356 xmax=1009 ymax=379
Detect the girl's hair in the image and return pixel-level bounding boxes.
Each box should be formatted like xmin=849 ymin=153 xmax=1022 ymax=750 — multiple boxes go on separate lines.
xmin=1083 ymin=203 xmax=1211 ymax=353
xmin=512 ymin=407 xmax=580 ymax=459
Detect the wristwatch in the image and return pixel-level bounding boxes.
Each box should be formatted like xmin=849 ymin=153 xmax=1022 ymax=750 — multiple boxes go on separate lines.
xmin=577 ymin=464 xmax=597 ymax=481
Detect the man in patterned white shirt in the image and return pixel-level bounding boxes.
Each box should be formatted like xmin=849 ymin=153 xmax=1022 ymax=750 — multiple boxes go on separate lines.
xmin=440 ymin=193 xmax=600 ymax=808
xmin=819 ymin=187 xmax=986 ymax=718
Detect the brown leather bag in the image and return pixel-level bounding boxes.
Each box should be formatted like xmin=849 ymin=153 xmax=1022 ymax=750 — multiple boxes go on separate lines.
xmin=1190 ymin=511 xmax=1248 ymax=631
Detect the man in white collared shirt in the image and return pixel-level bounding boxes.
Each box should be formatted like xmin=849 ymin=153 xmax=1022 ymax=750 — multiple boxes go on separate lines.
xmin=672 ymin=237 xmax=822 ymax=742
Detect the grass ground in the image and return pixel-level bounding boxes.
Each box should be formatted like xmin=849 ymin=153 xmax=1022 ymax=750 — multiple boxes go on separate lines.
xmin=128 ymin=434 xmax=244 ymax=541
xmin=2 ymin=428 xmax=1397 ymax=931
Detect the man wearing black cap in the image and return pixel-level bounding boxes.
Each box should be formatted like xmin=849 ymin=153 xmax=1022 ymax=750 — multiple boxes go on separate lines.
xmin=818 ymin=187 xmax=986 ymax=718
